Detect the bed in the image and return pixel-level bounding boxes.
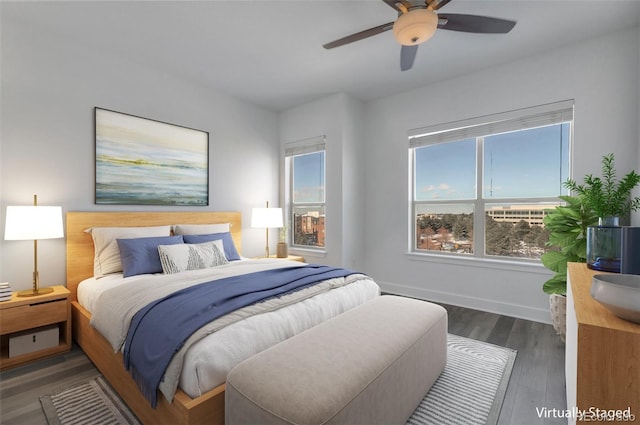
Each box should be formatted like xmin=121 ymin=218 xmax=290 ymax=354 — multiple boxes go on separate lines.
xmin=66 ymin=211 xmax=379 ymax=425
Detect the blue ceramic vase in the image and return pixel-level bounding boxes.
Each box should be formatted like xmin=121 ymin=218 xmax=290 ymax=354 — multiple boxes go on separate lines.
xmin=586 ymin=216 xmax=621 ymax=273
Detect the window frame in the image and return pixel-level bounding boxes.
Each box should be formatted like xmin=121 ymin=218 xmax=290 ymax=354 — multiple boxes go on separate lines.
xmin=284 ymin=136 xmax=326 ymax=251
xmin=408 ymin=101 xmax=573 ymax=262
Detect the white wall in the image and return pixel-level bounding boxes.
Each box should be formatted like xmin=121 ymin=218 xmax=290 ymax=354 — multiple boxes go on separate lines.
xmin=363 ymin=27 xmax=640 ymax=323
xmin=340 ymin=95 xmax=366 ymax=271
xmin=0 ymin=16 xmax=280 ymax=291
xmin=279 ymin=93 xmax=366 ymax=270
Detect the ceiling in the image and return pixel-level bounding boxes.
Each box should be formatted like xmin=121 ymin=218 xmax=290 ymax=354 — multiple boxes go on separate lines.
xmin=4 ymin=0 xmax=640 ymax=111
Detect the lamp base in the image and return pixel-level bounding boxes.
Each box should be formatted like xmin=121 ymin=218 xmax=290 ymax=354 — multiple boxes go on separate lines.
xmin=17 ymin=287 xmax=54 ymax=297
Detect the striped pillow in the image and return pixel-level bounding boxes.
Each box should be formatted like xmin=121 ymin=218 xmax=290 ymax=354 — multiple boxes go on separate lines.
xmin=158 ymin=240 xmax=228 ymax=274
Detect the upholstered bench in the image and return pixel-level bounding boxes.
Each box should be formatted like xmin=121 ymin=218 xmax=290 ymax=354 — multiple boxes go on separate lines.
xmin=225 ymin=295 xmax=448 ymax=425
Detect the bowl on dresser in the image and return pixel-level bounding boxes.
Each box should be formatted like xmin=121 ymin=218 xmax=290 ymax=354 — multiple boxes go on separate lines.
xmin=590 ymin=273 xmax=640 ymax=324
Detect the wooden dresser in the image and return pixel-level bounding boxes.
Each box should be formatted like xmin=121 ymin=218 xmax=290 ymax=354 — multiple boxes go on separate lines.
xmin=566 ymin=263 xmax=640 ymax=424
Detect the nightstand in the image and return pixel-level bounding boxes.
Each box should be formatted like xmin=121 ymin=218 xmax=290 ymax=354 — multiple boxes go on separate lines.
xmin=268 ymin=255 xmax=305 ymax=262
xmin=0 ymin=285 xmax=71 ymax=370
xmin=255 ymin=255 xmax=306 ymax=262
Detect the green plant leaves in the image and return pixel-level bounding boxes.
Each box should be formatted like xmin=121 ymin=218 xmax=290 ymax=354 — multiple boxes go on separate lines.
xmin=564 ymin=153 xmax=640 ymax=218
xmin=541 ymin=251 xmax=566 ymax=273
xmin=541 ymin=195 xmax=598 ymax=295
xmin=543 ymin=273 xmax=568 ymax=295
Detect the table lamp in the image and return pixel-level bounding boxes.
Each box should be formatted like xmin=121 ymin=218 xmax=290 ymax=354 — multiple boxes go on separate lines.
xmin=4 ymin=195 xmax=64 ymax=297
xmin=251 ymin=201 xmax=283 ymax=258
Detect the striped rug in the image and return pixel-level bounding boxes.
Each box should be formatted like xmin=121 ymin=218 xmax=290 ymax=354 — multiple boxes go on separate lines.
xmin=40 ymin=376 xmax=140 ymax=425
xmin=39 ymin=334 xmax=515 ymax=425
xmin=408 ymin=334 xmax=517 ymax=425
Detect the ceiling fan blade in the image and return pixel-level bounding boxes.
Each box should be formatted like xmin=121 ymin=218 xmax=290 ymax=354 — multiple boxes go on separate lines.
xmin=323 ymin=21 xmax=394 ymax=49
xmin=381 ymin=0 xmax=412 ymax=13
xmin=428 ymin=0 xmax=452 ymax=11
xmin=400 ymin=45 xmax=419 ymax=71
xmin=437 ymin=14 xmax=516 ymax=34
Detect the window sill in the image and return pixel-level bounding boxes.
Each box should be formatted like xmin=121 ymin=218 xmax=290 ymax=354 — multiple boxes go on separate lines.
xmin=289 ymin=247 xmax=327 ymax=259
xmin=405 ymin=251 xmax=550 ymax=274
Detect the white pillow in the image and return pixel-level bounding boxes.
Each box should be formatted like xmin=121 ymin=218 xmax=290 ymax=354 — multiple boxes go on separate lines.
xmin=158 ymin=240 xmax=228 ymax=274
xmin=173 ymin=223 xmax=230 ymax=235
xmin=87 ymin=226 xmax=171 ymax=278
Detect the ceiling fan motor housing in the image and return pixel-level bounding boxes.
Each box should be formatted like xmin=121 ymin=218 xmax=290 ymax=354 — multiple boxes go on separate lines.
xmin=393 ymin=8 xmax=438 ymax=46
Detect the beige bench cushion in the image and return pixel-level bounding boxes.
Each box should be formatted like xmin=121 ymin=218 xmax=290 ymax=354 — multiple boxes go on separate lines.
xmin=226 ymin=295 xmax=447 ymax=425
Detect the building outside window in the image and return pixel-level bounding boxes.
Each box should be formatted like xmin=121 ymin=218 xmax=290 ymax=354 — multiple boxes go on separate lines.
xmin=410 ymin=101 xmax=573 ymax=260
xmin=284 ymin=137 xmax=326 ymax=249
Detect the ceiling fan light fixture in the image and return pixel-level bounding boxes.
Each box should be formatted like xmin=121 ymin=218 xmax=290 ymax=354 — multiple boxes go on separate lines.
xmin=393 ymin=8 xmax=438 ymax=46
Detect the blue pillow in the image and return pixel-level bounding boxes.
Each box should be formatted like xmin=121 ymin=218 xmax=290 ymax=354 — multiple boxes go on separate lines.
xmin=182 ymin=232 xmax=241 ymax=261
xmin=117 ymin=235 xmax=184 ymax=277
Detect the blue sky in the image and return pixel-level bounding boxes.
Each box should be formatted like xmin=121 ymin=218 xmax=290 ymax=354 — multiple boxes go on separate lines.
xmin=293 ymin=151 xmax=325 ymax=203
xmin=415 ymin=123 xmax=570 ymax=201
xmin=290 ymin=124 xmax=570 ymax=205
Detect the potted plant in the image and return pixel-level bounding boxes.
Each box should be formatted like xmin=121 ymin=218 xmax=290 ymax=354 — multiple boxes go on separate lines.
xmin=541 ymin=195 xmax=598 ymax=341
xmin=277 ymin=225 xmax=289 ymax=258
xmin=564 ymin=153 xmax=640 ymax=272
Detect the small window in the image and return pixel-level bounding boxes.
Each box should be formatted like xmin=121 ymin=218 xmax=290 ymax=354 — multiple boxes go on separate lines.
xmin=285 ymin=137 xmax=326 ymax=249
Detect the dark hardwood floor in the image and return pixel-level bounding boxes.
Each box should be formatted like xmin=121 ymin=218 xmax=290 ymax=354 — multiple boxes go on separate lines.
xmin=0 ymin=303 xmax=566 ymax=425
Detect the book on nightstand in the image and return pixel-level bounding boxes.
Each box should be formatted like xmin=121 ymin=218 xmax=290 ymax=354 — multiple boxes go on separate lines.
xmin=0 ymin=283 xmax=12 ymax=302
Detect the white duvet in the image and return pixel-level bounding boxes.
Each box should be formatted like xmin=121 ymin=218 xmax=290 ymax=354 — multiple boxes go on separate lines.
xmin=78 ymin=259 xmax=380 ymax=400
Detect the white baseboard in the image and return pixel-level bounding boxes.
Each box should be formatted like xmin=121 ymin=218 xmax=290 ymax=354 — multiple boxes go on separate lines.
xmin=378 ymin=280 xmax=552 ymax=324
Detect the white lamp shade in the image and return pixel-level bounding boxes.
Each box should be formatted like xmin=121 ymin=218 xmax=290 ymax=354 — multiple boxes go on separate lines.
xmin=251 ymin=207 xmax=284 ymax=229
xmin=4 ymin=206 xmax=64 ymax=240
xmin=393 ymin=8 xmax=438 ymax=46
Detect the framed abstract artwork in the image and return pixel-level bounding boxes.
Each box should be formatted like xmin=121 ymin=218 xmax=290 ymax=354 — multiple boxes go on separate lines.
xmin=95 ymin=107 xmax=209 ymax=206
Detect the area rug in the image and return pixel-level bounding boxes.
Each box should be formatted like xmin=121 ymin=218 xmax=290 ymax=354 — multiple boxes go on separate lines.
xmin=40 ymin=334 xmax=515 ymax=425
xmin=40 ymin=376 xmax=140 ymax=425
xmin=407 ymin=334 xmax=517 ymax=425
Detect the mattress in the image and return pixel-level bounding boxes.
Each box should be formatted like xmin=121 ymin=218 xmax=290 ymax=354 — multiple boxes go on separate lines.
xmin=77 ymin=258 xmax=380 ymax=399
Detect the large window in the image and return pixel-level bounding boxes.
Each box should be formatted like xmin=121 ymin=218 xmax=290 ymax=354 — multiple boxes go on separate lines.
xmin=285 ymin=137 xmax=326 ymax=249
xmin=410 ymin=101 xmax=573 ymax=260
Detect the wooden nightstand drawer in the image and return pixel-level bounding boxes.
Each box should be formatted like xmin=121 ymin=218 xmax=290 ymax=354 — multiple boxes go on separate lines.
xmin=0 ymin=299 xmax=67 ymax=334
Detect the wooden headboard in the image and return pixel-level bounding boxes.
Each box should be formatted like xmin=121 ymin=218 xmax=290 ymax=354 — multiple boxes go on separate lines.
xmin=66 ymin=211 xmax=242 ymax=301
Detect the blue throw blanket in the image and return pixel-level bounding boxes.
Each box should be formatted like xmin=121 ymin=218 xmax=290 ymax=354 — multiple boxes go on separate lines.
xmin=123 ymin=264 xmax=357 ymax=407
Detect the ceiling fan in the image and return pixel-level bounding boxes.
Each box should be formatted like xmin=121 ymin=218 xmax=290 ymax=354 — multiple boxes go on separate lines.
xmin=323 ymin=0 xmax=516 ymax=71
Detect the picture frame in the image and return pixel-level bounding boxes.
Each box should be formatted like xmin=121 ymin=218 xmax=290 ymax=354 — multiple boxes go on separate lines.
xmin=95 ymin=107 xmax=209 ymax=206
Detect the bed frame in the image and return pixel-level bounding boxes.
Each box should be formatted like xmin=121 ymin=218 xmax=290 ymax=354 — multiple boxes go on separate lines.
xmin=66 ymin=211 xmax=241 ymax=425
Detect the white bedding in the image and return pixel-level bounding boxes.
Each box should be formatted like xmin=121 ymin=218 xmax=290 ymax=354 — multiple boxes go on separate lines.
xmin=78 ymin=259 xmax=380 ymax=399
